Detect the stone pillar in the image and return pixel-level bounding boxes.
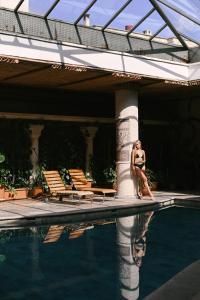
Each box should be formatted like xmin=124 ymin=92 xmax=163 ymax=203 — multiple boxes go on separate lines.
xmin=117 ymin=216 xmax=139 ymax=300
xmin=81 ymin=126 xmax=98 ymax=178
xmin=115 ymin=89 xmax=138 ymax=198
xmin=29 ymin=124 xmax=44 ymax=178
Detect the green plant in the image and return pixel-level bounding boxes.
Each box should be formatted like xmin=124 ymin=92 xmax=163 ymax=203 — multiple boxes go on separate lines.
xmin=0 ymin=168 xmax=13 ymax=189
xmin=0 ymin=153 xmax=5 ymax=164
xmin=30 ymin=165 xmax=47 ymax=191
xmin=12 ymin=170 xmax=31 ymax=189
xmin=145 ymin=168 xmax=157 ymax=188
xmin=102 ymin=167 xmax=117 ymax=183
xmin=60 ymin=168 xmax=71 ymax=185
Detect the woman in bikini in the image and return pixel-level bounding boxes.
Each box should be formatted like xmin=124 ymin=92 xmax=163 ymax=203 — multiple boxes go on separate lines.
xmin=131 ymin=140 xmax=154 ymax=200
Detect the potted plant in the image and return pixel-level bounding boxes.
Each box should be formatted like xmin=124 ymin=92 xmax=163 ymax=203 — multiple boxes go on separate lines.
xmin=3 ymin=170 xmax=30 ymax=200
xmin=0 ymin=153 xmax=6 ymax=199
xmin=29 ymin=166 xmax=46 ymax=197
xmin=0 ymin=169 xmax=14 ymax=200
xmin=146 ymin=168 xmax=158 ymax=191
xmin=142 ymin=168 xmax=158 ymax=195
xmin=102 ymin=167 xmax=117 ymax=189
xmin=12 ymin=170 xmax=31 ymax=199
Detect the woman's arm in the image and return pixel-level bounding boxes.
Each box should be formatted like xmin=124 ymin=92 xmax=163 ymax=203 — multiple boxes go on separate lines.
xmin=131 ymin=149 xmax=136 ymax=175
xmin=143 ymin=150 xmax=146 ymax=164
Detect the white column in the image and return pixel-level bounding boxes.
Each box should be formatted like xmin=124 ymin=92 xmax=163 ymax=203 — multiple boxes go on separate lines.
xmin=81 ymin=126 xmax=98 ymax=177
xmin=115 ymin=89 xmax=138 ymax=198
xmin=29 ymin=124 xmax=44 ymax=178
xmin=117 ymin=216 xmax=140 ymax=300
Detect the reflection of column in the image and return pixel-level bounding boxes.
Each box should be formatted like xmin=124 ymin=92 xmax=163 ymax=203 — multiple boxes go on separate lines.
xmin=116 ymin=89 xmax=138 ymax=198
xmin=117 ymin=212 xmax=153 ymax=300
xmin=29 ymin=125 xmax=44 ymax=178
xmin=30 ymin=227 xmax=43 ymax=280
xmin=117 ymin=216 xmax=139 ymax=300
xmin=81 ymin=127 xmax=98 ymax=177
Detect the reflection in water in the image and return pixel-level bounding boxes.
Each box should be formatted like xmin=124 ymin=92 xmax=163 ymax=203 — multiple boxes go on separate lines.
xmin=117 ymin=212 xmax=153 ymax=300
xmin=0 ymin=215 xmax=154 ymax=299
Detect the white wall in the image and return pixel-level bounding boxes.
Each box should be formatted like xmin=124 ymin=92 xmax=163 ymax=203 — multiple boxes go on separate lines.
xmin=188 ymin=62 xmax=200 ymax=81
xmin=0 ymin=33 xmax=190 ymax=81
xmin=0 ymin=0 xmax=29 ymax=12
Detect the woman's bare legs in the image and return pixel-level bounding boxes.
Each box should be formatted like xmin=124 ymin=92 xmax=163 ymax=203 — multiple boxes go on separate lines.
xmin=136 ymin=168 xmax=155 ymax=200
xmin=138 ymin=177 xmax=143 ymax=199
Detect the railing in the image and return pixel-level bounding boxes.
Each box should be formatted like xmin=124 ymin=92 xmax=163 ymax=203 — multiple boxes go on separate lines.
xmin=0 ymin=8 xmax=188 ymax=63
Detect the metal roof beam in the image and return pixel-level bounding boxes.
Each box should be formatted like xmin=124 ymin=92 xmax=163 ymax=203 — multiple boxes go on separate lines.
xmin=102 ymin=0 xmax=133 ymax=31
xmin=157 ymin=0 xmax=200 ymax=27
xmin=74 ymin=0 xmax=97 ymax=25
xmin=178 ymin=31 xmax=200 ymax=47
xmin=149 ymin=23 xmax=167 ymax=41
xmin=14 ymin=0 xmax=25 ymax=12
xmin=149 ymin=0 xmax=188 ymax=49
xmin=44 ymin=0 xmax=60 ymax=18
xmin=127 ymin=8 xmax=155 ymax=36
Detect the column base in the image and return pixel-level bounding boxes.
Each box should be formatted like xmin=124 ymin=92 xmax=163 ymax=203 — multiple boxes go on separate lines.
xmin=115 ymin=194 xmax=138 ymax=200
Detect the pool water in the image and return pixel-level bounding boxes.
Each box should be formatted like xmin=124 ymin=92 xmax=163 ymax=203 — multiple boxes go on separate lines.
xmin=0 ymin=207 xmax=199 ymax=300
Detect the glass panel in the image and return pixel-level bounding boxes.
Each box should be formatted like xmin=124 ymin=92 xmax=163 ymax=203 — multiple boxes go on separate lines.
xmin=156 ymin=1 xmax=200 ymax=44
xmin=82 ymin=0 xmax=128 ymax=28
xmin=161 ymin=0 xmax=200 ymax=20
xmin=48 ymin=0 xmax=93 ymax=23
xmin=155 ymin=26 xmax=176 ymax=39
xmin=27 ymin=0 xmax=56 ymax=15
xmin=135 ymin=10 xmax=165 ymax=36
xmin=109 ymin=0 xmax=154 ymax=31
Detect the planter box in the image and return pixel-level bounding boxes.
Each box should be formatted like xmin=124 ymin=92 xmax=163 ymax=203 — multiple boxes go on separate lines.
xmin=4 ymin=188 xmax=28 ymax=200
xmin=30 ymin=186 xmax=43 ymax=197
xmin=14 ymin=188 xmax=28 ymax=199
xmin=0 ymin=185 xmax=5 ymax=200
xmin=4 ymin=190 xmax=14 ymax=200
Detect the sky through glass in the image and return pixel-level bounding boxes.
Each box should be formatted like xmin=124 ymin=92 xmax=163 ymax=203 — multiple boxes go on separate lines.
xmin=0 ymin=0 xmax=199 ymax=46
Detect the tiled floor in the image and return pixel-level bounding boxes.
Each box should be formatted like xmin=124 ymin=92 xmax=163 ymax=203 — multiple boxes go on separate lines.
xmin=0 ymin=191 xmax=199 ymax=227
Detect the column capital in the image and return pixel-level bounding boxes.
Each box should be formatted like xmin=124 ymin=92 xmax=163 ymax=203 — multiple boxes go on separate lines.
xmin=29 ymin=124 xmax=44 ymax=138
xmin=81 ymin=126 xmax=98 ymax=139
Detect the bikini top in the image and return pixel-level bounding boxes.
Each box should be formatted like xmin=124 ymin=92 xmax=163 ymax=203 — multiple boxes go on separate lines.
xmin=135 ymin=152 xmax=144 ymax=159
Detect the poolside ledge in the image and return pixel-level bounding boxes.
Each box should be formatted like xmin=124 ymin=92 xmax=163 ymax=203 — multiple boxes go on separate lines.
xmin=0 ymin=191 xmax=199 ymax=228
xmin=144 ymin=260 xmax=200 ymax=300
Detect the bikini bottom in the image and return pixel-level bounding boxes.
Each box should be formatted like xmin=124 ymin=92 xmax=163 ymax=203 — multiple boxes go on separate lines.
xmin=134 ymin=163 xmax=145 ymax=169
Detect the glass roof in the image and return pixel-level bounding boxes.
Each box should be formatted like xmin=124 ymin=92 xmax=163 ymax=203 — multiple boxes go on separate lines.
xmin=0 ymin=0 xmax=199 ymax=48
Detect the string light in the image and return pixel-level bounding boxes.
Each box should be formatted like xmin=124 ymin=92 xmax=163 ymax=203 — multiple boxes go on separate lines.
xmin=64 ymin=65 xmax=87 ymax=72
xmin=112 ymin=72 xmax=142 ymax=80
xmin=51 ymin=63 xmax=87 ymax=72
xmin=0 ymin=56 xmax=19 ymax=64
xmin=165 ymin=80 xmax=200 ymax=86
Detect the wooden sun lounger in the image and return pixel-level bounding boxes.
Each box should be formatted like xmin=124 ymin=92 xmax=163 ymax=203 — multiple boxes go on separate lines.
xmin=43 ymin=225 xmax=65 ymax=243
xmin=43 ymin=171 xmax=94 ymax=202
xmin=68 ymin=169 xmax=116 ymax=200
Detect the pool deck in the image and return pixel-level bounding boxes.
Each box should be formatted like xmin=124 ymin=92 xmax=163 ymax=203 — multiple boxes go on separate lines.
xmin=0 ymin=191 xmax=199 ymax=228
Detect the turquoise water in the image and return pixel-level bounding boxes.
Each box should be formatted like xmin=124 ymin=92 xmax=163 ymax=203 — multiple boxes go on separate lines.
xmin=0 ymin=207 xmax=199 ymax=299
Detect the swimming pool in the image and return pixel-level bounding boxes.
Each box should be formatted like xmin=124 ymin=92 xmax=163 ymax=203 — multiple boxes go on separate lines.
xmin=0 ymin=207 xmax=199 ymax=299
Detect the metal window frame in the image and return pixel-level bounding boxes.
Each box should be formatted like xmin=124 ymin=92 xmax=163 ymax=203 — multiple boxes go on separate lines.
xmin=14 ymin=0 xmax=26 ymax=12
xmin=149 ymin=0 xmax=188 ymax=48
xmin=74 ymin=0 xmax=97 ymax=25
xmin=126 ymin=8 xmax=155 ymax=36
xmin=149 ymin=23 xmax=167 ymax=41
xmin=7 ymin=0 xmax=200 ymax=50
xmin=44 ymin=0 xmax=60 ymax=18
xmin=102 ymin=0 xmax=133 ymax=31
xmin=156 ymin=0 xmax=200 ymax=27
xmin=178 ymin=31 xmax=200 ymax=47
